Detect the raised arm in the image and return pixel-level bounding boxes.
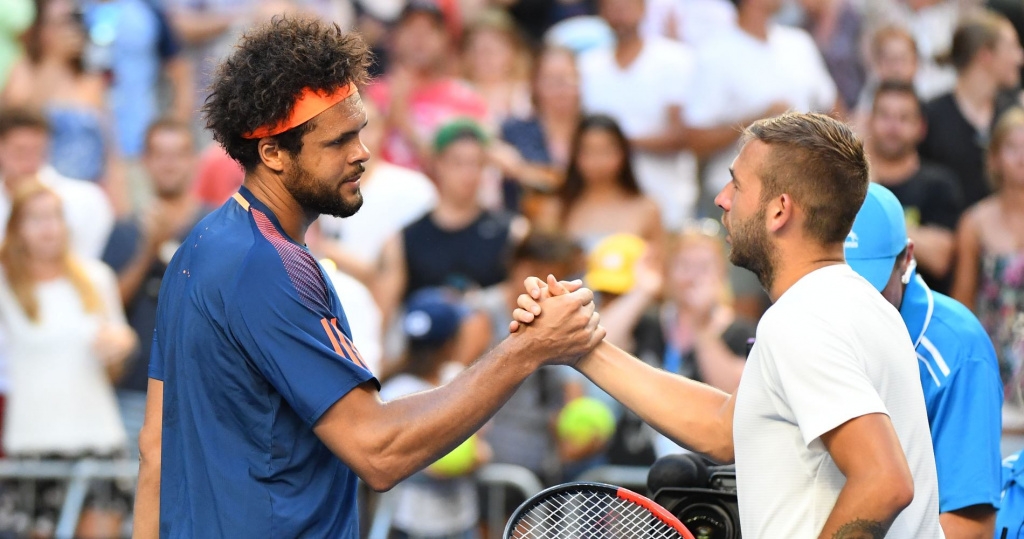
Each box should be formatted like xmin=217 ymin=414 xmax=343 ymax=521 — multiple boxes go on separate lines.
xmin=314 ymin=287 xmax=605 ymax=491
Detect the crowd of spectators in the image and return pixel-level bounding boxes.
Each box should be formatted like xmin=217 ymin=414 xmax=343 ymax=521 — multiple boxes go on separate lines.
xmin=0 ymin=0 xmax=1022 ymax=536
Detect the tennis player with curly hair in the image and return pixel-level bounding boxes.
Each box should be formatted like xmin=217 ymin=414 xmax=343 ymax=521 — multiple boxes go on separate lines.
xmin=132 ymin=17 xmax=605 ymax=538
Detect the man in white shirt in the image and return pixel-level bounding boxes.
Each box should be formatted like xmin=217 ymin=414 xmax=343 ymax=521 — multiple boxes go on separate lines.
xmin=0 ymin=108 xmax=114 ymax=260
xmin=685 ymin=0 xmax=838 ymax=215
xmin=512 ymin=113 xmax=942 ymax=537
xmin=577 ymin=0 xmax=698 ymax=230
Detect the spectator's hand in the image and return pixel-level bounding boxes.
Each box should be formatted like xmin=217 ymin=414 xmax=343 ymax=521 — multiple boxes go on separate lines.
xmin=508 ymin=275 xmax=584 ymax=332
xmin=93 ymin=323 xmax=136 ymax=368
xmin=513 ymin=275 xmax=605 ymax=366
xmin=488 ymin=141 xmax=526 ymax=177
xmin=142 ymin=206 xmax=177 ymax=253
xmin=633 ymin=247 xmax=664 ymax=297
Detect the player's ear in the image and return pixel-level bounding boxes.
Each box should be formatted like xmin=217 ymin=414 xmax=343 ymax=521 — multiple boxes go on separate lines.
xmin=766 ymin=193 xmax=792 ymax=232
xmin=257 ymin=138 xmax=287 ymax=173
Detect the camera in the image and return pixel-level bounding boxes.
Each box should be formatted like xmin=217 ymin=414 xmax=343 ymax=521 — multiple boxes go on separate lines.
xmin=646 ymin=453 xmax=741 ymax=539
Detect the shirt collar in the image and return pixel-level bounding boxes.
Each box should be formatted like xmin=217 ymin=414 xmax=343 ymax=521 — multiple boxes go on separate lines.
xmin=899 ymin=270 xmax=934 ymax=349
xmin=233 ymin=185 xmax=297 ymax=246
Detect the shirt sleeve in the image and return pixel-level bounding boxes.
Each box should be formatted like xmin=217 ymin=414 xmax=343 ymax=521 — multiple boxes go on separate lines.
xmin=150 ymin=3 xmax=182 ymax=60
xmin=762 ymin=314 xmax=888 ymax=447
xmin=931 ymin=356 xmax=1004 ymax=512
xmin=148 ymin=332 xmax=163 ymax=381
xmin=682 ymin=49 xmax=729 ymax=127
xmin=227 ymin=250 xmax=377 ymax=427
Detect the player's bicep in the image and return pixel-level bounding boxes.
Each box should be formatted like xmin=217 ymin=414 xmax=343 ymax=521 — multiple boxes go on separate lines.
xmin=312 ymin=381 xmax=388 ymax=472
xmin=820 ymin=412 xmax=910 ymax=484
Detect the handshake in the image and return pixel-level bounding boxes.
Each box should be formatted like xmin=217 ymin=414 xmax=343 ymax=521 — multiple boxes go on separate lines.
xmin=506 ymin=274 xmax=607 ymax=367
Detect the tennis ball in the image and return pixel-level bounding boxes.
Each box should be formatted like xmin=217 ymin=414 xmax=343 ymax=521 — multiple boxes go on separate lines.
xmin=557 ymin=397 xmax=616 ymax=446
xmin=428 ymin=435 xmax=478 ymax=478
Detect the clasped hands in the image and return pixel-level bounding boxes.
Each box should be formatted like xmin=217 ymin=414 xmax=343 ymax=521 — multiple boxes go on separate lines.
xmin=508 ymin=275 xmax=606 ymax=366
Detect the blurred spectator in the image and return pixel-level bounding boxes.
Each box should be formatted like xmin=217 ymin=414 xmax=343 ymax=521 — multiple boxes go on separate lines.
xmin=380 ymin=291 xmax=490 ymax=539
xmin=639 ymin=0 xmax=736 ymax=46
xmin=0 ymin=0 xmax=34 ymax=90
xmin=632 ymin=227 xmax=754 ymax=456
xmin=191 ymin=144 xmax=244 ymax=207
xmin=2 ymin=0 xmax=111 ymax=185
xmin=312 ymin=99 xmax=437 ymax=292
xmin=575 ymin=233 xmax=658 ymax=467
xmin=799 ymin=0 xmax=864 ymax=111
xmin=864 ymin=0 xmax=960 ymax=100
xmin=537 ymin=115 xmax=663 ymax=253
xmin=577 ymin=0 xmax=697 ymax=230
xmin=919 ymin=10 xmax=1023 ymax=208
xmin=684 ymin=0 xmax=837 ymax=216
xmin=377 ymin=119 xmax=523 ymax=359
xmin=853 ymin=25 xmax=920 ymax=128
xmin=496 ymin=45 xmax=580 ymax=215
xmin=366 ymin=2 xmax=489 ymax=171
xmin=0 ymin=182 xmax=135 ymax=538
xmin=478 ymin=232 xmax=582 ymax=484
xmin=460 ymin=9 xmax=532 ymax=124
xmin=952 ymin=107 xmax=1024 ymax=405
xmin=0 ymin=107 xmax=113 ymax=259
xmin=866 ymin=80 xmax=962 ymax=294
xmin=79 ymin=0 xmax=192 ymax=161
xmin=100 ymin=119 xmax=210 ymax=457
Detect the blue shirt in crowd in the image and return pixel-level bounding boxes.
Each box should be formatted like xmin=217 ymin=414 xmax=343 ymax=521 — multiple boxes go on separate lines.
xmin=150 ymin=187 xmax=377 ymax=537
xmin=900 ymin=271 xmax=1003 ymax=513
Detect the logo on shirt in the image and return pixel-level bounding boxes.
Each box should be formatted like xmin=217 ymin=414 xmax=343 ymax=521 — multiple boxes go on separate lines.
xmin=845 ymin=231 xmax=859 ymax=250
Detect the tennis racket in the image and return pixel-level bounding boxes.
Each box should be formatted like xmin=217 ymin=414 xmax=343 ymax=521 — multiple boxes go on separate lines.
xmin=504 ymin=482 xmax=696 ymax=539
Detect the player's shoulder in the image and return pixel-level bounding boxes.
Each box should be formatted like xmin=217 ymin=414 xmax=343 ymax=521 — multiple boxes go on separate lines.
xmin=926 ymin=291 xmax=996 ymax=361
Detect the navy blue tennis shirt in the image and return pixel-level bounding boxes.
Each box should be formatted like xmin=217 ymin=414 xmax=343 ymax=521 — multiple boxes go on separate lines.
xmin=150 ymin=186 xmax=378 ymax=537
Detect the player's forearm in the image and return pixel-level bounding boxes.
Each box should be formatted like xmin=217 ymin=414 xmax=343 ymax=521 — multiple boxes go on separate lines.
xmin=576 ymin=340 xmax=735 ymax=462
xmin=133 ymin=380 xmax=163 ymax=539
xmin=816 ymin=474 xmax=912 ymax=538
xmin=940 ymin=506 xmax=996 ymax=539
xmin=360 ymin=335 xmax=539 ymax=490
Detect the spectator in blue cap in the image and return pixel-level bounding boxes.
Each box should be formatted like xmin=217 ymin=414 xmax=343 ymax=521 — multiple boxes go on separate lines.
xmin=380 ymin=288 xmax=490 ymax=539
xmin=845 ymin=182 xmax=1003 ymax=539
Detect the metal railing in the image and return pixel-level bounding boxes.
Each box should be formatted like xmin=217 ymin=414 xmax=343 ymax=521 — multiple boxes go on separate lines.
xmin=0 ymin=458 xmax=139 ymax=539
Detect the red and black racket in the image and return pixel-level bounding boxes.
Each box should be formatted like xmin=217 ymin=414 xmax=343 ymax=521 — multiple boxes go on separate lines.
xmin=504 ymin=482 xmax=696 ymax=539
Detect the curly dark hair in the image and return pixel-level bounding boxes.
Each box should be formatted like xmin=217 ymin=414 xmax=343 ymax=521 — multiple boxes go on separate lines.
xmin=203 ymin=16 xmax=373 ymax=171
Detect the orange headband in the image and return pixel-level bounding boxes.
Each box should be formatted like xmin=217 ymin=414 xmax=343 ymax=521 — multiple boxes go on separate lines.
xmin=242 ymin=83 xmax=358 ymax=139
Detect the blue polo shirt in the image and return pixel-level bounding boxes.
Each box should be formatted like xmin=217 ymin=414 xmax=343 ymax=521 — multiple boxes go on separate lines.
xmin=150 ymin=186 xmax=378 ymax=538
xmin=900 ymin=272 xmax=1002 ymax=513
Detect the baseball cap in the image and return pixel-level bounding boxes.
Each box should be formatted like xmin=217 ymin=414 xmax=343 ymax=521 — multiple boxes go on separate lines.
xmin=585 ymin=234 xmax=647 ymax=295
xmin=433 ymin=118 xmax=488 ymax=155
xmin=402 ymin=288 xmax=467 ymax=346
xmin=844 ymin=183 xmax=908 ymax=292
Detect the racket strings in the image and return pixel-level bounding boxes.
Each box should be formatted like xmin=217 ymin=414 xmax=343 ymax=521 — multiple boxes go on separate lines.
xmin=510 ymin=490 xmax=682 ymax=539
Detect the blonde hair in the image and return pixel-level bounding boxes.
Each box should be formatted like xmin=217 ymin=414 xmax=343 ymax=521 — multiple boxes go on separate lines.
xmin=0 ymin=182 xmax=102 ymax=322
xmin=987 ymin=107 xmax=1024 ymax=191
xmin=461 ymin=8 xmax=531 ymax=82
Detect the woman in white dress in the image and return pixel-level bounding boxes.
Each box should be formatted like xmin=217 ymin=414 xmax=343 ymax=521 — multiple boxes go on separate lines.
xmin=0 ymin=181 xmax=135 ymax=538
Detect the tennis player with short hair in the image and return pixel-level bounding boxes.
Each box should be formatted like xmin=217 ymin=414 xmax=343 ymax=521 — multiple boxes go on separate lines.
xmin=132 ymin=17 xmax=606 ymax=538
xmin=513 ymin=113 xmax=943 ymax=538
